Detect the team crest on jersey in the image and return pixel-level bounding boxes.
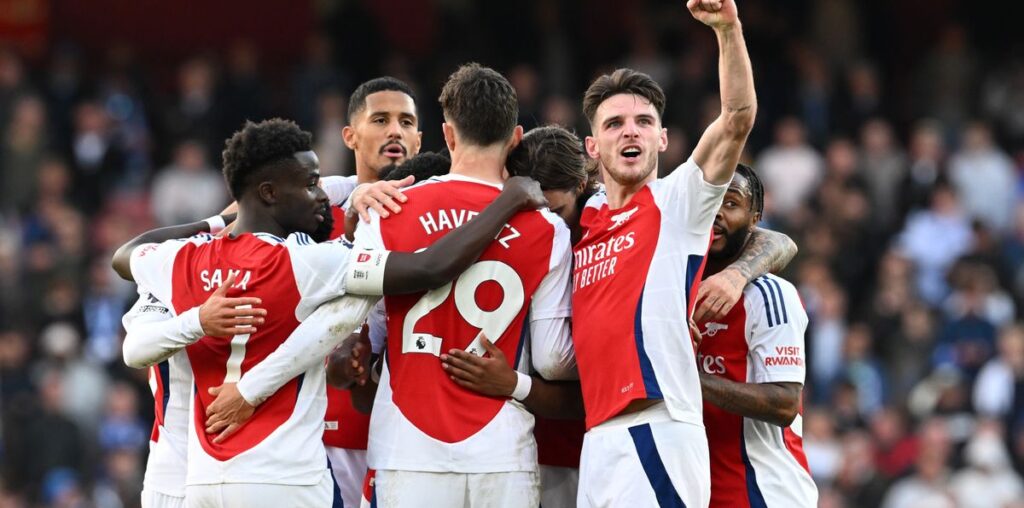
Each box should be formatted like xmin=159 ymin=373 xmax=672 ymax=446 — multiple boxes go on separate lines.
xmin=607 ymin=206 xmax=639 ymax=230
xmin=703 ymin=322 xmax=729 ymax=337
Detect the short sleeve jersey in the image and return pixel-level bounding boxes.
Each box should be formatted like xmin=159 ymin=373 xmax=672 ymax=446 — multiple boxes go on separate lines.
xmin=122 ymin=292 xmax=192 ymax=497
xmin=571 ymin=157 xmax=727 ymax=429
xmin=355 ymin=174 xmax=572 ymax=473
xmin=130 ymin=232 xmax=358 ymax=486
xmin=697 ymin=274 xmax=817 ymax=508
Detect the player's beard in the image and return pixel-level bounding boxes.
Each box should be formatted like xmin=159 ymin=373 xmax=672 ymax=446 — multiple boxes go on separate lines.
xmin=600 ymin=149 xmax=657 ymax=188
xmin=714 ymin=224 xmax=751 ymax=262
xmin=311 ymin=203 xmax=335 ymax=242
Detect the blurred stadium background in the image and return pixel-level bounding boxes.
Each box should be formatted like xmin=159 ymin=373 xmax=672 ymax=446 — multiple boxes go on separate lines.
xmin=2 ymin=0 xmax=1024 ymax=506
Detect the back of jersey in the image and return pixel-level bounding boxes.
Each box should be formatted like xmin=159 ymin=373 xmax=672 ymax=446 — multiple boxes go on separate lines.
xmin=132 ymin=232 xmax=352 ymax=486
xmin=359 ymin=175 xmax=569 ymax=473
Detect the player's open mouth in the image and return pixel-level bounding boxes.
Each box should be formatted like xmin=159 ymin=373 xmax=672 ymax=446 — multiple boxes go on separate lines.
xmin=712 ymin=224 xmax=726 ymax=237
xmin=620 ymin=145 xmax=642 ymax=161
xmin=382 ymin=143 xmax=406 ymax=159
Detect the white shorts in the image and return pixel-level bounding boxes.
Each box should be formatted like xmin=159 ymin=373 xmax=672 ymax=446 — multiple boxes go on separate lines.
xmin=327 ymin=446 xmax=368 ymax=508
xmin=373 ymin=470 xmax=539 ymax=508
xmin=142 ymin=490 xmax=185 ymax=508
xmin=578 ymin=402 xmax=710 ymax=508
xmin=539 ymin=465 xmax=578 ymax=508
xmin=185 ymin=470 xmax=333 ymax=508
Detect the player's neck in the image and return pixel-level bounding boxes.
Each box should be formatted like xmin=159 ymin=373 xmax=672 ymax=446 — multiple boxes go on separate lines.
xmin=230 ymin=206 xmax=288 ymax=238
xmin=355 ymin=165 xmax=378 ymax=184
xmin=604 ymin=177 xmax=653 ymax=210
xmin=449 ymin=146 xmax=506 ymax=185
xmin=703 ymin=235 xmax=751 ymax=280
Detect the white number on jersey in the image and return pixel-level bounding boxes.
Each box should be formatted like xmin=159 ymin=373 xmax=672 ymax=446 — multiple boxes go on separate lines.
xmin=402 ymin=260 xmax=524 ymax=357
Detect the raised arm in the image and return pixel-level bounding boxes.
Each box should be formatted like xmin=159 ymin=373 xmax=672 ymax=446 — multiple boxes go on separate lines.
xmin=693 ymin=228 xmax=797 ymax=322
xmin=372 ymin=176 xmax=547 ymax=295
xmin=687 ymin=0 xmax=756 ymax=185
xmin=111 ymin=213 xmax=236 ymax=281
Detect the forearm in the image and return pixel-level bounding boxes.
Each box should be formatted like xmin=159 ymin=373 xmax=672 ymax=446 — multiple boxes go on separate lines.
xmin=715 ymin=23 xmax=756 ymax=137
xmin=522 ymin=379 xmax=585 ymax=420
xmin=236 ymin=295 xmax=378 ymax=405
xmin=112 ymin=213 xmax=236 ymax=281
xmin=123 ymin=308 xmax=204 ymax=368
xmin=730 ymin=228 xmax=797 ymax=282
xmin=383 ymin=192 xmax=522 ymax=294
xmin=699 ymin=372 xmax=799 ymax=427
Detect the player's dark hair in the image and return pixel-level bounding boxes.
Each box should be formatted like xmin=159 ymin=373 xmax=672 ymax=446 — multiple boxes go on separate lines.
xmin=380 ymin=152 xmax=451 ymax=182
xmin=439 ymin=63 xmax=518 ymax=146
xmin=582 ymin=68 xmax=666 ymax=125
xmin=221 ymin=118 xmax=313 ymax=200
xmin=506 ymin=125 xmax=586 ymax=193
xmin=347 ymin=77 xmax=417 ymax=122
xmin=735 ymin=163 xmax=764 ymax=217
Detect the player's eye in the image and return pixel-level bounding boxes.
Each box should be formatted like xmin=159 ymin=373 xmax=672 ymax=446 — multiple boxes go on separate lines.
xmin=374 ymin=117 xmax=386 ymax=124
xmin=402 ymin=119 xmax=415 ymax=127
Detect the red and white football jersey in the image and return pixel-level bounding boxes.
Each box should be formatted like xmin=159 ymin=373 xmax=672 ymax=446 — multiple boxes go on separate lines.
xmin=572 ymin=157 xmax=726 ymax=429
xmin=355 ymin=174 xmax=574 ymax=473
xmin=122 ymin=293 xmax=192 ymax=498
xmin=697 ymin=274 xmax=817 ymax=508
xmin=130 ymin=232 xmax=361 ymax=486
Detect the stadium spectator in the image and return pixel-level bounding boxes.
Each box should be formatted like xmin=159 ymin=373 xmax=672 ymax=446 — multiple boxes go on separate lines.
xmin=757 ymin=117 xmax=823 ymax=219
xmin=150 ymin=140 xmax=226 ymax=226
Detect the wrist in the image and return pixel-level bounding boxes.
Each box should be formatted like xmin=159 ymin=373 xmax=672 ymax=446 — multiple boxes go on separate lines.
xmin=204 ymin=215 xmax=227 ymax=235
xmin=511 ymin=372 xmax=533 ymax=401
xmin=713 ymin=20 xmax=741 ymax=35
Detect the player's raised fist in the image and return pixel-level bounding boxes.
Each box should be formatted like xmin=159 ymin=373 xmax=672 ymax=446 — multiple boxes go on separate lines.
xmin=686 ymin=0 xmax=739 ymax=29
xmin=501 ymin=176 xmax=548 ymax=210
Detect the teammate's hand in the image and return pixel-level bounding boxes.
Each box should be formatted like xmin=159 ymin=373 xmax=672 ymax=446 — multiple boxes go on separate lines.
xmin=205 ymin=382 xmax=256 ymax=444
xmin=440 ymin=333 xmax=518 ymax=397
xmin=693 ymin=267 xmax=745 ymax=323
xmin=501 ymin=176 xmax=548 ymax=210
xmin=689 ymin=318 xmax=703 ymax=351
xmin=350 ymin=176 xmax=414 ymax=223
xmin=198 ymin=272 xmax=266 ymax=338
xmin=327 ymin=331 xmax=372 ymax=389
xmin=686 ymin=0 xmax=739 ymax=29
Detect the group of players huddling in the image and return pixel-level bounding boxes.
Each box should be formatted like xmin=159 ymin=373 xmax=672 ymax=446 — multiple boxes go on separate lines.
xmin=109 ymin=1 xmax=818 ymax=507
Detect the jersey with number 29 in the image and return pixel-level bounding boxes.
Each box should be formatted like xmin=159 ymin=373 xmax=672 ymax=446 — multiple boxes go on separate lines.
xmin=572 ymin=158 xmax=726 ymax=429
xmin=130 ymin=232 xmax=359 ymax=486
xmin=355 ymin=174 xmax=573 ymax=473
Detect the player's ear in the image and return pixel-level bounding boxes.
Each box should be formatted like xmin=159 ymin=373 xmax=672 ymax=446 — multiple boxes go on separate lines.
xmin=658 ymin=126 xmax=668 ymax=153
xmin=442 ymin=123 xmax=456 ymax=153
xmin=256 ymin=181 xmax=277 ymax=205
xmin=342 ymin=125 xmax=357 ymax=150
xmin=412 ymin=130 xmax=423 ymax=156
xmin=507 ymin=125 xmax=524 ymax=151
xmin=585 ymin=135 xmax=599 ymax=160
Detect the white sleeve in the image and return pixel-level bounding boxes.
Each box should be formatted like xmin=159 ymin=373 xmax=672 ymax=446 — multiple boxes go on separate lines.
xmin=653 ymin=156 xmax=728 ymax=234
xmin=321 ymin=175 xmax=359 ymax=206
xmin=368 ymin=300 xmax=388 ymax=355
xmin=528 ymin=220 xmax=576 ymax=380
xmin=236 ymin=294 xmax=379 ymax=405
xmin=129 ymin=236 xmax=209 ymax=305
xmin=121 ymin=292 xmax=204 ymax=369
xmin=286 ymin=233 xmax=360 ymax=321
xmin=746 ymin=277 xmax=808 ymax=384
xmin=352 ymin=209 xmax=386 ymax=251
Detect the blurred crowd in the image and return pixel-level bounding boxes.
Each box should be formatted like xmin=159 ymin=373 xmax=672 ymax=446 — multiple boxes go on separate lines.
xmin=1 ymin=0 xmax=1023 ymax=507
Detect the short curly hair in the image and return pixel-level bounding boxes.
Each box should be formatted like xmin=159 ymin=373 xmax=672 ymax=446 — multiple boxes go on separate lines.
xmin=221 ymin=118 xmax=313 ymax=200
xmin=582 ymin=68 xmax=666 ymax=126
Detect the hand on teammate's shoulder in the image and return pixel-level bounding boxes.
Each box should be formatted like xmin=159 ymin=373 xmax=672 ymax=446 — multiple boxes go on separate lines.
xmin=502 ymin=176 xmax=548 ymax=210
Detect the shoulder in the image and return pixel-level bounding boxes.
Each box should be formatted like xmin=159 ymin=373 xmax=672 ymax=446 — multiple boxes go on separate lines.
xmin=744 ymin=275 xmax=803 ymax=325
xmin=583 ymin=188 xmax=608 ymax=211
